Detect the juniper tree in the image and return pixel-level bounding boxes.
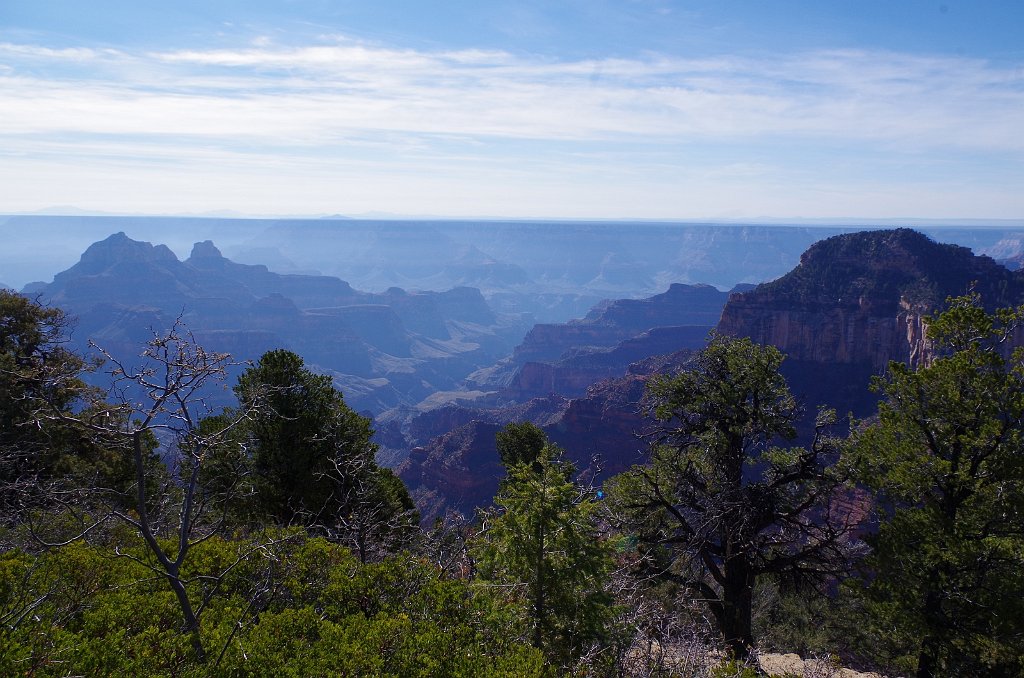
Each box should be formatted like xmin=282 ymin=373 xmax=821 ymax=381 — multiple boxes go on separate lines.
xmin=845 ymin=295 xmax=1024 ymax=677
xmin=608 ymin=335 xmax=855 ymax=659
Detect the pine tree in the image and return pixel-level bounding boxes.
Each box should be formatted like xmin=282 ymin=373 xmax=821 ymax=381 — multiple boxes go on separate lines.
xmin=234 ymin=349 xmax=417 ymax=558
xmin=474 ymin=427 xmax=613 ymax=669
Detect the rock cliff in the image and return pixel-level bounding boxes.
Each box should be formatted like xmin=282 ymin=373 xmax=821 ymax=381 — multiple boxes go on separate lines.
xmin=499 ymin=325 xmax=714 ymax=401
xmin=397 ymin=352 xmax=690 ymax=522
xmin=718 ymin=229 xmax=1024 ymax=371
xmin=466 ymin=283 xmax=732 ymax=401
xmin=512 ymin=283 xmax=729 ymax=365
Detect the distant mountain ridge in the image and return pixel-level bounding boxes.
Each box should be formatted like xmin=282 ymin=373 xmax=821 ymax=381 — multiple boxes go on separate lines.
xmin=465 ymin=282 xmax=744 ymax=402
xmin=15 ymin=226 xmax=1024 ymax=523
xmin=8 ymin=214 xmax=1024 ymax=326
xmin=2 ymin=215 xmax=868 ymax=321
xmin=513 ymin=283 xmax=731 ymax=363
xmin=31 ymin=232 xmax=531 ymax=414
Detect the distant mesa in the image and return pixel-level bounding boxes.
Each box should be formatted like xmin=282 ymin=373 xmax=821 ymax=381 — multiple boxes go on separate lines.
xmin=70 ymin=231 xmax=178 ymax=274
xmin=716 ymin=227 xmax=1024 ymax=427
xmin=189 ymin=239 xmax=224 ymax=260
xmin=442 ymin=245 xmax=533 ymax=287
xmin=466 ymin=281 xmax=734 ymax=400
xmin=513 ymin=282 xmax=731 ymax=365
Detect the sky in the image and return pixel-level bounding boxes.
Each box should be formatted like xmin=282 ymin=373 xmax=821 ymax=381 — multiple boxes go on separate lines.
xmin=1 ymin=1 xmax=1022 ymax=220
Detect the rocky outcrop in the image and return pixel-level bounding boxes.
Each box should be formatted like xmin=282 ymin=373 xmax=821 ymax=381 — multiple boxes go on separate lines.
xmin=378 ymin=286 xmax=498 ymax=340
xmin=503 ymin=361 xmax=607 ymax=400
xmin=398 ymin=283 xmax=754 ymax=520
xmin=499 ymin=325 xmax=713 ymax=401
xmin=466 ymin=283 xmax=730 ymax=399
xmin=719 ymin=229 xmax=1024 ymax=372
xmin=719 ymin=298 xmax=931 ymax=371
xmin=512 ymin=283 xmax=729 ymax=364
xmin=47 ymin=232 xmax=251 ymax=309
xmin=187 ymin=239 xmax=359 ymax=308
xmin=399 ymin=421 xmax=504 ymax=521
xmin=401 ymin=229 xmax=1024 ymax=521
xmin=544 ymin=372 xmax=653 ymax=474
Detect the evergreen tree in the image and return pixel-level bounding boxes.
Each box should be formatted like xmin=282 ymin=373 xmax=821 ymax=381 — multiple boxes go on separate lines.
xmin=235 ymin=350 xmax=371 ymax=523
xmin=234 ymin=350 xmax=416 ymax=557
xmin=608 ymin=335 xmax=853 ymax=659
xmin=0 ymin=290 xmax=132 ymax=512
xmin=496 ymin=421 xmax=547 ymax=469
xmin=474 ymin=426 xmax=613 ymax=669
xmin=845 ymin=295 xmax=1024 ymax=677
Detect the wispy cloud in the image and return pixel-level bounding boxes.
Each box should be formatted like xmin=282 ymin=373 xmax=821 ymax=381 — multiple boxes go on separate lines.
xmin=0 ymin=37 xmax=1021 ymax=217
xmin=2 ymin=39 xmax=1021 ymax=148
xmin=0 ymin=43 xmax=115 ymax=60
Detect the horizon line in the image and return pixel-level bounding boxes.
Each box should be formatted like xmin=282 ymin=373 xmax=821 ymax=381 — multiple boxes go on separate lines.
xmin=3 ymin=210 xmax=1023 ymax=227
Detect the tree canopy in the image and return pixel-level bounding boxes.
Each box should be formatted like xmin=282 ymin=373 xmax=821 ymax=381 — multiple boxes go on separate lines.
xmin=0 ymin=290 xmax=132 ymax=512
xmin=496 ymin=421 xmax=547 ymax=469
xmin=233 ymin=349 xmax=416 ymax=559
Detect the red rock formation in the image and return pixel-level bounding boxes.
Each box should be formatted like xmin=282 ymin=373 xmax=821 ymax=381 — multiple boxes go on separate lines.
xmin=719 ymin=229 xmax=1024 ymax=373
xmin=397 ymin=354 xmax=691 ymax=523
xmin=397 ymin=421 xmax=504 ymax=521
xmin=512 ymin=283 xmax=728 ymax=365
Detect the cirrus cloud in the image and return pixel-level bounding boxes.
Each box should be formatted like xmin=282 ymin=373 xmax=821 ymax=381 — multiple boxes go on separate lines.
xmin=0 ymin=37 xmax=1021 ymax=217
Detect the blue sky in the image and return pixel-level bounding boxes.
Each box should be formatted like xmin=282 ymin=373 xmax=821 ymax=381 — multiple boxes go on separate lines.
xmin=1 ymin=1 xmax=1022 ymax=219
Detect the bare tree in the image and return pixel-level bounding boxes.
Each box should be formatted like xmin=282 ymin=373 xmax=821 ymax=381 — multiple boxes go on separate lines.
xmin=36 ymin=320 xmax=263 ymax=661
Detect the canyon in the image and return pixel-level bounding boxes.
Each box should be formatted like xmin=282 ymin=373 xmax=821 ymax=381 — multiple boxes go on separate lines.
xmin=8 ymin=222 xmax=1024 ymax=521
xmin=400 ymin=229 xmax=1024 ymax=521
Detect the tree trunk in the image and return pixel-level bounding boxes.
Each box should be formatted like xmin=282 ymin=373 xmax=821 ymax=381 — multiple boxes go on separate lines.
xmin=533 ymin=508 xmax=545 ymax=650
xmin=166 ymin=566 xmax=206 ymax=662
xmin=721 ymin=553 xmax=755 ymax=659
xmin=132 ymin=431 xmax=206 ymax=662
xmin=916 ymin=638 xmax=940 ymax=678
xmin=916 ymin=587 xmax=945 ymax=678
